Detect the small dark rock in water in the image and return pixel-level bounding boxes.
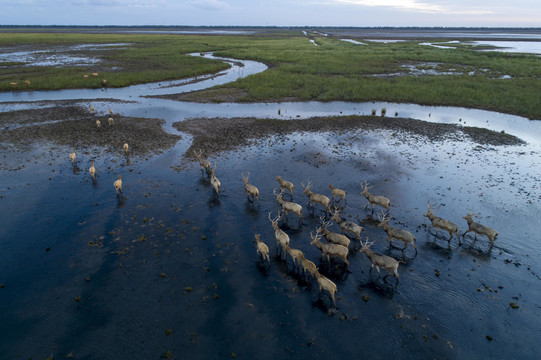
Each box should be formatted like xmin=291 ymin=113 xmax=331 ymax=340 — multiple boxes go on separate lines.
xmin=1 ymin=284 xmax=5 ymax=288
xmin=165 ymin=329 xmax=173 ymax=336
xmin=509 ymin=302 xmax=519 ymax=309
xmin=486 ymin=335 xmax=493 ymax=341
xmin=362 ymin=294 xmax=370 ymax=302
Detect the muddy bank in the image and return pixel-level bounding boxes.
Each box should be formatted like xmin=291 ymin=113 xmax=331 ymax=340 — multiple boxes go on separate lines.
xmin=0 ymin=106 xmax=181 ymax=155
xmin=174 ymin=115 xmax=524 ymax=157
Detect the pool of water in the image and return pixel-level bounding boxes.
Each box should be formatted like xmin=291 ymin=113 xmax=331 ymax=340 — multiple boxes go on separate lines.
xmin=0 ymin=53 xmax=540 ymax=360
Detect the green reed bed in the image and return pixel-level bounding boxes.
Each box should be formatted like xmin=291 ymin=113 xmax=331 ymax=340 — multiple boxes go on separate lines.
xmin=1 ymin=30 xmax=540 ymax=119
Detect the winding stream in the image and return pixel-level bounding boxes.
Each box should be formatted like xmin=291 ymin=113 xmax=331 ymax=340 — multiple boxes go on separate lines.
xmin=1 ymin=53 xmax=540 ymax=360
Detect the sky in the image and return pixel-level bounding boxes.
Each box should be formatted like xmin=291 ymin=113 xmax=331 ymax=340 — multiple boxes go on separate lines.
xmin=0 ymin=0 xmax=540 ymax=27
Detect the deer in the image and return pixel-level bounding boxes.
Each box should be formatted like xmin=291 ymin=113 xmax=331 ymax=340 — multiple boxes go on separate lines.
xmin=123 ymin=143 xmax=129 ymax=155
xmin=268 ymin=212 xmax=290 ymax=258
xmin=359 ymin=238 xmax=400 ymax=281
xmin=377 ymin=212 xmax=417 ymax=253
xmin=276 ymin=176 xmax=294 ymax=199
xmin=108 ymin=117 xmax=114 ymax=126
xmin=317 ymin=217 xmax=351 ymax=248
xmin=274 ymin=188 xmax=302 ymax=223
xmin=193 ymin=149 xmax=212 ymax=176
xmin=314 ymin=270 xmax=337 ymax=307
xmin=242 ymin=172 xmax=259 ymax=204
xmin=310 ymin=230 xmax=349 ymax=268
xmin=462 ymin=212 xmax=498 ymax=246
xmin=424 ymin=202 xmax=459 ymax=241
xmin=284 ymin=245 xmax=304 ymax=272
xmin=69 ymin=150 xmax=76 ymax=165
xmin=254 ymin=234 xmax=270 ymax=264
xmin=114 ymin=175 xmax=123 ymax=195
xmin=109 ymin=108 xmax=114 ymax=115
xmin=89 ymin=161 xmax=96 ymax=181
xmin=299 ymin=253 xmax=318 ymax=282
xmin=210 ymin=163 xmax=221 ymax=195
xmin=329 ymin=184 xmax=346 ymax=203
xmin=330 ymin=207 xmax=364 ymax=241
xmin=361 ymin=181 xmax=391 ymax=212
xmin=96 ymin=119 xmax=101 ymax=128
xmin=302 ymin=180 xmax=331 ymax=212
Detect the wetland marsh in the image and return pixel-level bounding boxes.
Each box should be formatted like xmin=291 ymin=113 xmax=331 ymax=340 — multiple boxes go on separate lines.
xmin=0 ymin=28 xmax=540 ymax=360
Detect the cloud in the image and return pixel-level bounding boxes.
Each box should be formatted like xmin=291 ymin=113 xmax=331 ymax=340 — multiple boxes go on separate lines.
xmin=322 ymin=0 xmax=492 ymax=15
xmin=187 ymin=0 xmax=236 ymax=11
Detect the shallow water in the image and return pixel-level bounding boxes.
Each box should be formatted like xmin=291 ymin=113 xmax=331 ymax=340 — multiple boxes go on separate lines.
xmin=1 ymin=53 xmax=540 ymax=360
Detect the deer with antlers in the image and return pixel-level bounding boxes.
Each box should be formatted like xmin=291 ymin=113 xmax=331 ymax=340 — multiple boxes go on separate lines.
xmin=242 ymin=172 xmax=259 ymax=204
xmin=377 ymin=212 xmax=417 ymax=253
xmin=276 ymin=176 xmax=294 ymax=199
xmin=193 ymin=149 xmax=212 ymax=176
xmin=268 ymin=212 xmax=290 ymax=258
xmin=302 ymin=180 xmax=331 ymax=212
xmin=328 ymin=184 xmax=346 ymax=203
xmin=274 ymin=188 xmax=303 ymax=223
xmin=360 ymin=238 xmax=400 ymax=281
xmin=317 ymin=217 xmax=351 ymax=248
xmin=361 ymin=181 xmax=391 ymax=212
xmin=254 ymin=234 xmax=270 ymax=264
xmin=424 ymin=202 xmax=459 ymax=241
xmin=330 ymin=207 xmax=364 ymax=241
xmin=310 ymin=230 xmax=349 ymax=268
xmin=209 ymin=163 xmax=221 ymax=195
xmin=462 ymin=212 xmax=498 ymax=245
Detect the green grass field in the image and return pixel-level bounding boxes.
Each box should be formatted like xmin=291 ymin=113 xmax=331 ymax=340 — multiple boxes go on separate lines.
xmin=1 ymin=30 xmax=540 ymax=119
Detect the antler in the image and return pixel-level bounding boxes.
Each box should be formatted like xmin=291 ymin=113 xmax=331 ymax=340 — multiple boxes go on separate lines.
xmin=360 ymin=237 xmax=375 ymax=248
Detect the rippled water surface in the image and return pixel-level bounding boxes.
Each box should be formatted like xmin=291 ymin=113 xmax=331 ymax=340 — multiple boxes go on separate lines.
xmin=1 ymin=52 xmax=540 ymax=360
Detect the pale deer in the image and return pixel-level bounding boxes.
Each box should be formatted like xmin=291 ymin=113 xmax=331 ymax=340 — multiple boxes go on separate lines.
xmin=284 ymin=245 xmax=304 ymax=272
xmin=317 ymin=217 xmax=351 ymax=248
xmin=462 ymin=212 xmax=498 ymax=245
xmin=361 ymin=181 xmax=391 ymax=212
xmin=330 ymin=207 xmax=364 ymax=240
xmin=310 ymin=230 xmax=349 ymax=268
xmin=329 ymin=184 xmax=346 ymax=203
xmin=424 ymin=202 xmax=459 ymax=241
xmin=242 ymin=172 xmax=260 ymax=204
xmin=377 ymin=212 xmax=417 ymax=252
xmin=123 ymin=143 xmax=129 ymax=155
xmin=210 ymin=163 xmax=221 ymax=195
xmin=89 ymin=161 xmax=96 ymax=181
xmin=69 ymin=150 xmax=76 ymax=165
xmin=96 ymin=119 xmax=101 ymax=128
xmin=254 ymin=234 xmax=270 ymax=264
xmin=108 ymin=117 xmax=114 ymax=126
xmin=276 ymin=176 xmax=294 ymax=199
xmin=193 ymin=149 xmax=212 ymax=176
xmin=114 ymin=175 xmax=123 ymax=195
xmin=360 ymin=239 xmax=400 ymax=281
xmin=274 ymin=189 xmax=302 ymax=223
xmin=299 ymin=253 xmax=318 ymax=282
xmin=314 ymin=270 xmax=337 ymax=307
xmin=302 ymin=180 xmax=331 ymax=212
xmin=268 ymin=212 xmax=290 ymax=258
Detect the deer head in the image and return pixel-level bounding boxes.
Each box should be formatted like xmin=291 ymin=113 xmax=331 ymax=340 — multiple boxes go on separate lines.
xmin=242 ymin=172 xmax=250 ymax=184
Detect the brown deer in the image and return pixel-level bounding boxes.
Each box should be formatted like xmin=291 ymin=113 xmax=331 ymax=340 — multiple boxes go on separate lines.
xmin=377 ymin=212 xmax=417 ymax=253
xmin=274 ymin=188 xmax=302 ymax=223
xmin=462 ymin=212 xmax=498 ymax=245
xmin=314 ymin=270 xmax=338 ymax=308
xmin=299 ymin=253 xmax=318 ymax=282
xmin=268 ymin=212 xmax=290 ymax=258
xmin=302 ymin=180 xmax=331 ymax=212
xmin=329 ymin=184 xmax=346 ymax=203
xmin=361 ymin=181 xmax=391 ymax=212
xmin=254 ymin=234 xmax=270 ymax=264
xmin=210 ymin=163 xmax=221 ymax=195
xmin=89 ymin=161 xmax=96 ymax=181
xmin=193 ymin=149 xmax=212 ymax=176
xmin=317 ymin=217 xmax=351 ymax=248
xmin=114 ymin=175 xmax=123 ymax=195
xmin=242 ymin=172 xmax=260 ymax=204
xmin=359 ymin=239 xmax=400 ymax=281
xmin=276 ymin=176 xmax=294 ymax=199
xmin=69 ymin=150 xmax=76 ymax=165
xmin=330 ymin=207 xmax=364 ymax=241
xmin=424 ymin=202 xmax=459 ymax=241
xmin=310 ymin=230 xmax=349 ymax=268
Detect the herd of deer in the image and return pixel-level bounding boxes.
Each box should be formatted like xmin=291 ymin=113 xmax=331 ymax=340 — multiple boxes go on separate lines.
xmin=193 ymin=149 xmax=499 ymax=309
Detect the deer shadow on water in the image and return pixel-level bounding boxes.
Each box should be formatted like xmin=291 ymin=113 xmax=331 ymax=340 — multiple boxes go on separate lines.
xmin=357 ymin=276 xmax=399 ymax=297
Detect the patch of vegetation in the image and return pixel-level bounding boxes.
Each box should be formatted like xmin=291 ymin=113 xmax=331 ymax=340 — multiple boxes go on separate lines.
xmin=1 ymin=30 xmax=540 ymax=119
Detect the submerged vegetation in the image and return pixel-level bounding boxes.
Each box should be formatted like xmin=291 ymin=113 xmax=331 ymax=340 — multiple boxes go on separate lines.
xmin=0 ymin=29 xmax=540 ymax=119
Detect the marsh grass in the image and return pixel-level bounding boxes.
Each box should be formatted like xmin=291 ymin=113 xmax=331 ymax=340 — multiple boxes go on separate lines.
xmin=1 ymin=30 xmax=540 ymax=119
